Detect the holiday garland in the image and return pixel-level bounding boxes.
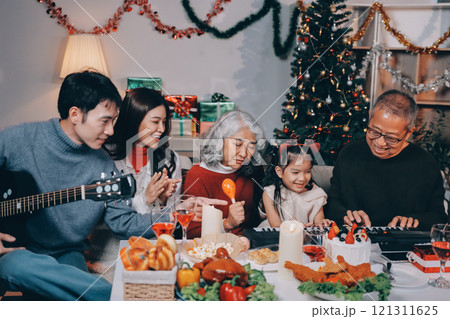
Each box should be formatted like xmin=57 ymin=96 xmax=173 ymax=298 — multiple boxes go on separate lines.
xmin=38 ymin=0 xmax=231 ymax=38
xmin=349 ymin=2 xmax=450 ymax=54
xmin=183 ymin=0 xmax=304 ymax=58
xmin=357 ymin=45 xmax=450 ymax=94
xmin=39 ymin=0 xmax=449 ymax=57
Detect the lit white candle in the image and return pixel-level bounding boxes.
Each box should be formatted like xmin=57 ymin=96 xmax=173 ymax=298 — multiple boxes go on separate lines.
xmin=201 ymin=204 xmax=223 ymax=237
xmin=278 ymin=221 xmax=304 ymax=280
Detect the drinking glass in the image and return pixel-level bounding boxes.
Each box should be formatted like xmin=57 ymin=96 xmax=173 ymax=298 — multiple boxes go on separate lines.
xmin=174 ymin=195 xmax=197 ymax=246
xmin=303 ymin=228 xmax=327 ymax=262
xmin=428 ymin=224 xmax=450 ymax=289
xmin=151 ymin=206 xmax=177 ymax=238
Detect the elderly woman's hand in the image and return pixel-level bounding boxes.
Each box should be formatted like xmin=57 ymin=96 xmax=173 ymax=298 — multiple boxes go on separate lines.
xmin=223 ymin=201 xmax=245 ymax=231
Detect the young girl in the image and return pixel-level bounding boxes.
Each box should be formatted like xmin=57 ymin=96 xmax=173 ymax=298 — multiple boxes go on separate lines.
xmin=259 ymin=144 xmax=331 ymax=228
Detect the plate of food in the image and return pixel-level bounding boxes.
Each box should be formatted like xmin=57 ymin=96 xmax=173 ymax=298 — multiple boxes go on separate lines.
xmin=176 ymin=248 xmax=278 ymax=301
xmin=285 ymin=256 xmax=391 ymax=301
xmin=246 ymin=245 xmax=279 ymax=272
xmin=181 ymin=233 xmax=245 ymax=263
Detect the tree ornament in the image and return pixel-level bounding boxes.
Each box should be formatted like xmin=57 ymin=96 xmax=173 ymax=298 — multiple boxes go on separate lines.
xmin=365 ymin=97 xmax=370 ymax=103
xmin=330 ymin=5 xmax=336 ymax=13
xmin=354 ymin=105 xmax=360 ymax=111
xmin=320 ymin=70 xmax=326 ymax=76
xmin=283 ymin=127 xmax=289 ymax=134
xmin=351 ymin=64 xmax=357 ymax=71
xmin=353 ymin=92 xmax=359 ymax=98
xmin=340 ymin=102 xmax=346 ymax=108
xmin=304 ymin=71 xmax=310 ymax=80
xmin=299 ymin=41 xmax=307 ymax=51
xmin=343 ymin=124 xmax=350 ymax=132
xmin=325 ymin=95 xmax=332 ymax=104
xmin=331 ymin=23 xmax=337 ymax=32
xmin=317 ymin=102 xmax=322 ymax=108
xmin=300 ymin=94 xmax=306 ymax=101
xmin=347 ymin=77 xmax=353 ymax=86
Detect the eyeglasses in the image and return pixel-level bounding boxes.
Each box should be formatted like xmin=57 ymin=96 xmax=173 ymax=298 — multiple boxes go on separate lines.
xmin=366 ymin=127 xmax=408 ymax=146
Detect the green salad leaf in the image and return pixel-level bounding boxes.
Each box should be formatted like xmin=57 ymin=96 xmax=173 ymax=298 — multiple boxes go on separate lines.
xmin=298 ymin=273 xmax=391 ymax=301
xmin=180 ymin=282 xmax=220 ymax=301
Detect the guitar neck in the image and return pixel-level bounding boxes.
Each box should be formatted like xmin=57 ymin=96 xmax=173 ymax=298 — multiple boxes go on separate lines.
xmin=0 ymin=185 xmax=86 ymax=218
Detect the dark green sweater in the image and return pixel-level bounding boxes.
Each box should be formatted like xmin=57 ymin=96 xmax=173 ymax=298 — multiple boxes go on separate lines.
xmin=326 ymin=140 xmax=448 ymax=230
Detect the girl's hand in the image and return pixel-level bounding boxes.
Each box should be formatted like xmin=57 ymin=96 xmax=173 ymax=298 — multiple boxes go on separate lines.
xmin=224 ymin=201 xmax=245 ymax=231
xmin=145 ymin=171 xmax=168 ymax=205
xmin=314 ymin=218 xmax=332 ymax=228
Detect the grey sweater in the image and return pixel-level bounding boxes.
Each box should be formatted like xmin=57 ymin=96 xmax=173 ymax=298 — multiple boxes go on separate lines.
xmin=0 ymin=118 xmax=153 ymax=256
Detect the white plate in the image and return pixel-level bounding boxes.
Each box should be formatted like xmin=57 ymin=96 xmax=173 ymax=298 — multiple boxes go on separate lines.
xmin=303 ymin=262 xmax=382 ymax=301
xmin=389 ymin=267 xmax=427 ymax=288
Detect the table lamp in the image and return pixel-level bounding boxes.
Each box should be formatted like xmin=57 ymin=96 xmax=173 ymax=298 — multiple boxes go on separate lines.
xmin=60 ymin=34 xmax=109 ymax=78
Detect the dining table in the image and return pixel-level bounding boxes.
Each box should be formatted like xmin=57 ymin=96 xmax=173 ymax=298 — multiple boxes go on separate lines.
xmin=110 ymin=240 xmax=450 ymax=301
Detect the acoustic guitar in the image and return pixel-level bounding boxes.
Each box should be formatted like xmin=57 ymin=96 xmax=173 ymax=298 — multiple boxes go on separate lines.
xmin=0 ymin=170 xmax=136 ymax=247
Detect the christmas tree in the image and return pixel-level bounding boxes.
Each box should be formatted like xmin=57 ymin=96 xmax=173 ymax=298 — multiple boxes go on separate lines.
xmin=274 ymin=0 xmax=370 ymax=165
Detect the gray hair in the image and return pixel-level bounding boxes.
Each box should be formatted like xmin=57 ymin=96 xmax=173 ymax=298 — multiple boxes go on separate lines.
xmin=200 ymin=109 xmax=266 ymax=166
xmin=370 ymin=89 xmax=417 ymax=130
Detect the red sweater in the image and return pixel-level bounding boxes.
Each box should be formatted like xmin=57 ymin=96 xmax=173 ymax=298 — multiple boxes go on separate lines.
xmin=184 ymin=164 xmax=257 ymax=238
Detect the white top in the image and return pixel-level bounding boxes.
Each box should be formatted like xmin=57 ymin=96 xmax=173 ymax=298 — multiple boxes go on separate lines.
xmin=258 ymin=184 xmax=327 ymax=227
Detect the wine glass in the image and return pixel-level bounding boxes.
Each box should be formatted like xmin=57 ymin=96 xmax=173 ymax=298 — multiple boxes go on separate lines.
xmin=174 ymin=195 xmax=197 ymax=246
xmin=151 ymin=206 xmax=177 ymax=238
xmin=428 ymin=224 xmax=450 ymax=289
xmin=303 ymin=228 xmax=327 ymax=262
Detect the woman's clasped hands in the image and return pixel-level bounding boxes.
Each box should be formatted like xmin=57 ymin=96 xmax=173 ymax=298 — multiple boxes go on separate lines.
xmin=145 ymin=168 xmax=182 ymax=205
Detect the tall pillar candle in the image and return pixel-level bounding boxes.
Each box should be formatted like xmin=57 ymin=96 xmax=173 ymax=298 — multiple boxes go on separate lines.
xmin=201 ymin=204 xmax=223 ymax=237
xmin=277 ymin=221 xmax=304 ymax=279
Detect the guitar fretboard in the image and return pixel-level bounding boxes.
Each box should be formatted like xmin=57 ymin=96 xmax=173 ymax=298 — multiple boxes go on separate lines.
xmin=0 ymin=186 xmax=84 ymax=218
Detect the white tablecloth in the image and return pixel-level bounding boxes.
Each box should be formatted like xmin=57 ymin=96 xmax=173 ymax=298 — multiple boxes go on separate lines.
xmin=110 ymin=240 xmax=450 ymax=301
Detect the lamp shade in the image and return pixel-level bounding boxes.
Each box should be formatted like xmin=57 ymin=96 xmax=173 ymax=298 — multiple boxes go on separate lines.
xmin=60 ymin=34 xmax=109 ymax=78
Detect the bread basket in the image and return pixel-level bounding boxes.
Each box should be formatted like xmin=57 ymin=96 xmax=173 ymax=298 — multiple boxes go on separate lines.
xmin=122 ymin=266 xmax=178 ymax=301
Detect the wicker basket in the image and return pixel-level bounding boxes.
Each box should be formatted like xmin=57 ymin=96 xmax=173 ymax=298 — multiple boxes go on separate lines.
xmin=123 ymin=266 xmax=177 ymax=301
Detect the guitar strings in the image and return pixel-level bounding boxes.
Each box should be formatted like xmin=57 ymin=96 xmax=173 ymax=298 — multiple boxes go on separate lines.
xmin=1 ymin=181 xmax=124 ymax=217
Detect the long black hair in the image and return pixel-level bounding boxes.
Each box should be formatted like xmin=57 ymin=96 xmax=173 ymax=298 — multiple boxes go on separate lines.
xmin=263 ymin=144 xmax=315 ymax=217
xmin=104 ymin=87 xmax=176 ymax=177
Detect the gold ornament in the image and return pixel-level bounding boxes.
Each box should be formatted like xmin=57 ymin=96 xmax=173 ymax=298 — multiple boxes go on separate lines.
xmin=365 ymin=97 xmax=370 ymax=103
xmin=300 ymin=95 xmax=305 ymax=101
xmin=317 ymin=102 xmax=322 ymax=108
xmin=343 ymin=124 xmax=350 ymax=132
xmin=340 ymin=102 xmax=346 ymax=108
xmin=320 ymin=70 xmax=326 ymax=76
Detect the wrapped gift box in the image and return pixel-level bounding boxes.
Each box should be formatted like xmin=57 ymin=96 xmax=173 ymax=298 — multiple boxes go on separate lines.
xmin=408 ymin=244 xmax=450 ymax=273
xmin=171 ymin=117 xmax=193 ymax=136
xmin=165 ymin=95 xmax=198 ymax=135
xmin=127 ymin=77 xmax=162 ymax=92
xmin=199 ymin=101 xmax=235 ymax=134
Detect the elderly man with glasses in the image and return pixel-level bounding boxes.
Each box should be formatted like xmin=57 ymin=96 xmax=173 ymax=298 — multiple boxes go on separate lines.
xmin=326 ymin=89 xmax=448 ymax=230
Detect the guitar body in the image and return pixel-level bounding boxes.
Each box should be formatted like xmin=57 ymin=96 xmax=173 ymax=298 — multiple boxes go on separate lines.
xmin=0 ymin=171 xmax=39 ymax=247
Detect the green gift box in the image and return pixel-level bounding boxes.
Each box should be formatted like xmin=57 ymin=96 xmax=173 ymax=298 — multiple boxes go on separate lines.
xmin=127 ymin=77 xmax=162 ymax=91
xmin=199 ymin=101 xmax=235 ymax=134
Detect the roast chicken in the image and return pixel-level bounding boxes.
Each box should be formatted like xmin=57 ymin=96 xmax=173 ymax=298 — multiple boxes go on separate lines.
xmin=193 ymin=247 xmax=248 ymax=286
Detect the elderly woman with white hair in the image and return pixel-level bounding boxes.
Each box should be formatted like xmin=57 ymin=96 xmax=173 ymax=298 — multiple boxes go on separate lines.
xmin=184 ymin=110 xmax=267 ymax=238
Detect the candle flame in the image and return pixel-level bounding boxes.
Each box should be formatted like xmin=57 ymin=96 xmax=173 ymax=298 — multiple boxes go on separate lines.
xmin=290 ymin=223 xmax=296 ymax=232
